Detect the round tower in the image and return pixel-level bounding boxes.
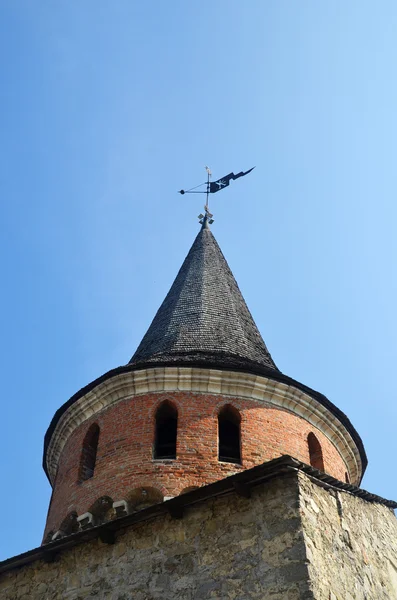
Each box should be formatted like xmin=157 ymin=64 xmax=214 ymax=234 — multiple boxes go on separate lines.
xmin=42 ymin=216 xmax=366 ymax=542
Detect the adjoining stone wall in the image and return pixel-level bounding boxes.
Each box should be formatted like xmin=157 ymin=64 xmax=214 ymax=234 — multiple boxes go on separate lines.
xmin=45 ymin=390 xmax=347 ymax=537
xmin=0 ymin=473 xmax=313 ymax=600
xmin=299 ymin=473 xmax=397 ymax=600
xmin=2 ymin=471 xmax=397 ymax=599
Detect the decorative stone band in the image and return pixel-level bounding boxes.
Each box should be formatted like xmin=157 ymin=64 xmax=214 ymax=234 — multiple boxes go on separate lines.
xmin=45 ymin=367 xmax=362 ymax=485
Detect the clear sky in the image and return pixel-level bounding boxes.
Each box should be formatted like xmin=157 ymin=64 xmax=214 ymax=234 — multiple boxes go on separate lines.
xmin=1 ymin=1 xmax=397 ymax=560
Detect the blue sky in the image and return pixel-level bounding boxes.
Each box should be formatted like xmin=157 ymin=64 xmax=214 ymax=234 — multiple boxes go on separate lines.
xmin=1 ymin=1 xmax=397 ymax=560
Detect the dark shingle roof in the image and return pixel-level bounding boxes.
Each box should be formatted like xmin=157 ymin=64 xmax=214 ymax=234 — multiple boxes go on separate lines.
xmin=129 ymin=219 xmax=278 ymax=372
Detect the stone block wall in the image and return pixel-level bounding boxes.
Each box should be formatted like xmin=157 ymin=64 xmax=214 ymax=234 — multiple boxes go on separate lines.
xmin=299 ymin=473 xmax=397 ymax=599
xmin=1 ymin=473 xmax=313 ymax=600
xmin=2 ymin=469 xmax=396 ymax=599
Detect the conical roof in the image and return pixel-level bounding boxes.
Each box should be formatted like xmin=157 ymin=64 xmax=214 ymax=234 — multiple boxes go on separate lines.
xmin=130 ymin=220 xmax=278 ymax=373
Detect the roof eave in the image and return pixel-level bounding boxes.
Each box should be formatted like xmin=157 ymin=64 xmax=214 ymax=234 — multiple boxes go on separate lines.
xmin=42 ymin=361 xmax=367 ymax=483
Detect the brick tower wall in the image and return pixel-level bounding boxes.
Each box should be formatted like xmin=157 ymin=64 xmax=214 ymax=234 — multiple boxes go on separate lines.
xmin=44 ymin=391 xmax=348 ymax=538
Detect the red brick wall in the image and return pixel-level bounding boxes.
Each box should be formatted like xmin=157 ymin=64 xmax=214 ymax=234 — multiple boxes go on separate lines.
xmin=44 ymin=391 xmax=348 ymax=537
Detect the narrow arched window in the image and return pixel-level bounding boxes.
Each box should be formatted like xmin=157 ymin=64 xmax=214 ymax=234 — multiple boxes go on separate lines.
xmin=154 ymin=401 xmax=177 ymax=459
xmin=218 ymin=405 xmax=241 ymax=464
xmin=307 ymin=432 xmax=324 ymax=471
xmin=79 ymin=424 xmax=100 ymax=481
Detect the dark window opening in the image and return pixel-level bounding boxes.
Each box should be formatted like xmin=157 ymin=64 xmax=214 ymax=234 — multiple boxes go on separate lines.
xmin=307 ymin=432 xmax=324 ymax=472
xmin=79 ymin=424 xmax=100 ymax=481
xmin=218 ymin=405 xmax=241 ymax=464
xmin=345 ymin=472 xmax=350 ymax=484
xmin=154 ymin=402 xmax=177 ymax=459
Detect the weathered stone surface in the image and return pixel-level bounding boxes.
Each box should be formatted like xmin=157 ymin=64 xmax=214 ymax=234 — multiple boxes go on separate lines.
xmin=0 ymin=473 xmax=311 ymax=600
xmin=1 ymin=472 xmax=396 ymax=599
xmin=299 ymin=472 xmax=397 ymax=599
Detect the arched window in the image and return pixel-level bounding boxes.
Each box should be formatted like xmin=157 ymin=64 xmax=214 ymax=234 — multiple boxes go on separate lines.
xmin=79 ymin=424 xmax=100 ymax=481
xmin=154 ymin=401 xmax=177 ymax=459
xmin=218 ymin=405 xmax=241 ymax=464
xmin=307 ymin=432 xmax=324 ymax=471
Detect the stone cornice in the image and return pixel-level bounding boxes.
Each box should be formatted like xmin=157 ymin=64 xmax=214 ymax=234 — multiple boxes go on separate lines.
xmin=45 ymin=367 xmax=363 ymax=486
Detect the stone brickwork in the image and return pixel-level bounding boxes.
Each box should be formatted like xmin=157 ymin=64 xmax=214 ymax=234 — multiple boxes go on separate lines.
xmin=2 ymin=470 xmax=397 ymax=600
xmin=1 ymin=473 xmax=313 ymax=600
xmin=299 ymin=473 xmax=397 ymax=599
xmin=45 ymin=389 xmax=347 ymax=538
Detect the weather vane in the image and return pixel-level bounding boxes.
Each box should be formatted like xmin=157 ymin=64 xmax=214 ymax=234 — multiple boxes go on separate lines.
xmin=179 ymin=166 xmax=255 ymax=225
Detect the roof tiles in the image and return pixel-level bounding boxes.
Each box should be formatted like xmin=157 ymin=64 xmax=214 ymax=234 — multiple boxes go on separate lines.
xmin=130 ymin=222 xmax=278 ymax=372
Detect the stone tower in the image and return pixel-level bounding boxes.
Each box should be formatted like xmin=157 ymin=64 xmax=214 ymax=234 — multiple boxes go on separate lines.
xmin=1 ymin=215 xmax=397 ymax=600
xmin=42 ymin=215 xmax=366 ymax=541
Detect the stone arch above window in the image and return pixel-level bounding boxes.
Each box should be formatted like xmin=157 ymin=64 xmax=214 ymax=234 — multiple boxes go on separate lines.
xmin=154 ymin=401 xmax=177 ymax=459
xmin=307 ymin=432 xmax=325 ymax=471
xmin=79 ymin=423 xmax=100 ymax=481
xmin=218 ymin=404 xmax=241 ymax=464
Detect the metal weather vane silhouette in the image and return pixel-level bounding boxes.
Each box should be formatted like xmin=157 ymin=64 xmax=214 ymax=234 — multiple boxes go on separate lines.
xmin=179 ymin=166 xmax=255 ymax=225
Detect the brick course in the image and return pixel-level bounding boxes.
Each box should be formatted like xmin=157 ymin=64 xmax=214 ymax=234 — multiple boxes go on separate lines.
xmin=44 ymin=391 xmax=347 ymax=538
